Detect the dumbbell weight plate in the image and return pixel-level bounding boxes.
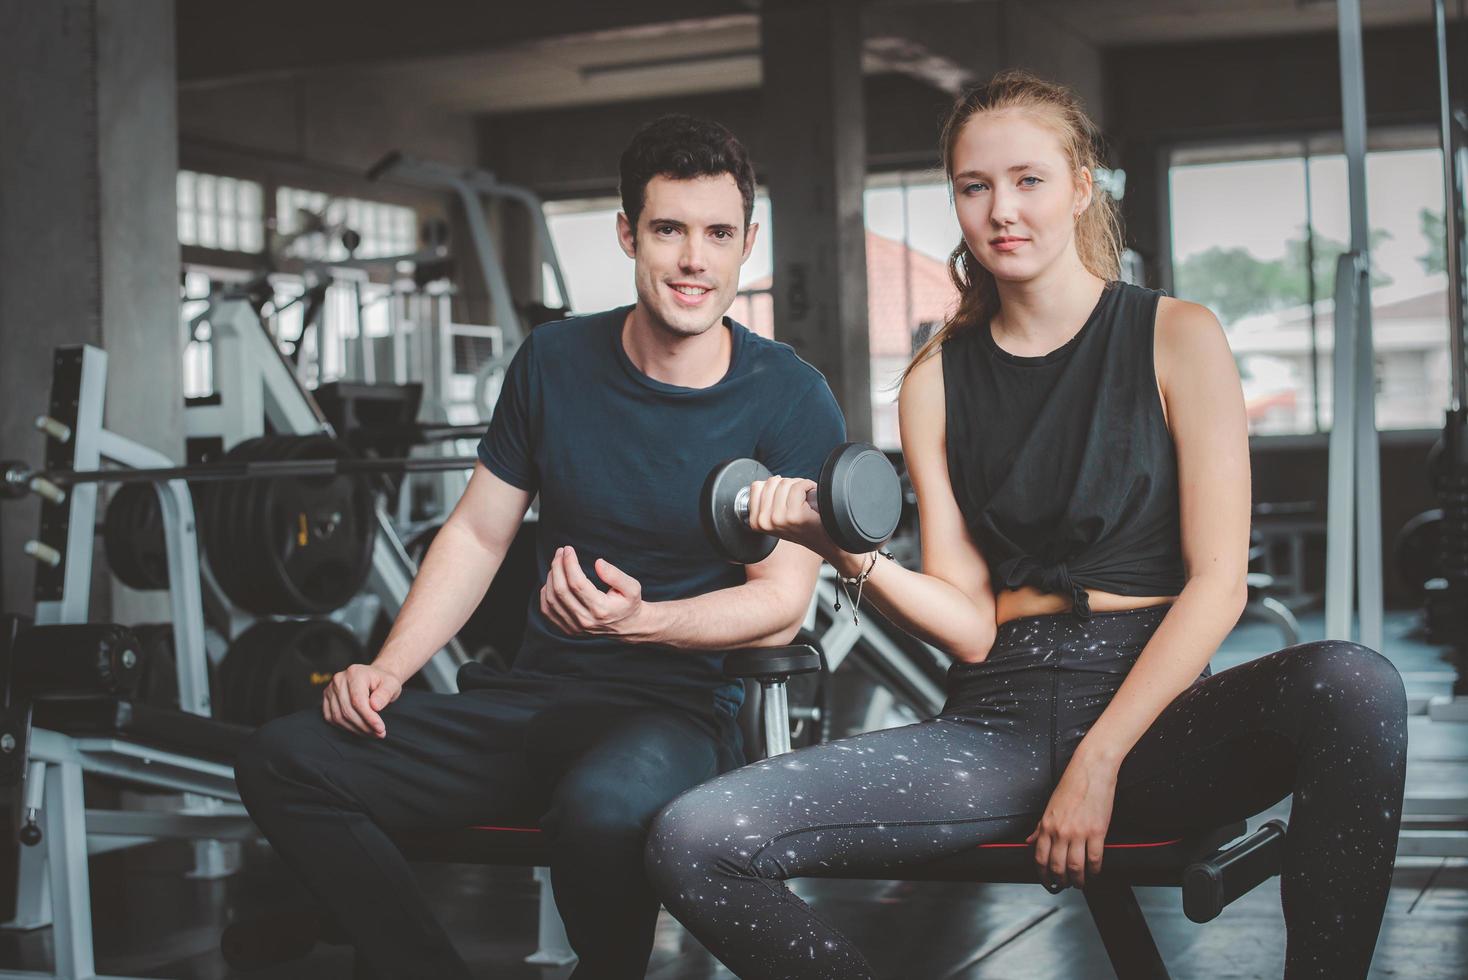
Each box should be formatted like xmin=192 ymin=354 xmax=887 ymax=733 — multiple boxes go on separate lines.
xmin=701 ymin=458 xmax=779 ymax=565
xmin=817 ymin=443 xmax=902 ymax=554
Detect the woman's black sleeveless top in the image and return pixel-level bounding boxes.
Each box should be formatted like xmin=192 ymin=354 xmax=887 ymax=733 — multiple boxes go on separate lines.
xmin=941 ymin=281 xmax=1185 ymax=618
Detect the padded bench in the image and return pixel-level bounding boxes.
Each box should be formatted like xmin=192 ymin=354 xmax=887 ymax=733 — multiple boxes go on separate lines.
xmin=13 ymin=643 xmax=1286 ymax=980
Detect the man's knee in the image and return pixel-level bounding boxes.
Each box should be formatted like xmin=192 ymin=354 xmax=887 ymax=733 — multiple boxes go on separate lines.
xmin=234 ymin=711 xmax=337 ymax=810
xmin=546 ymin=777 xmax=664 ymax=862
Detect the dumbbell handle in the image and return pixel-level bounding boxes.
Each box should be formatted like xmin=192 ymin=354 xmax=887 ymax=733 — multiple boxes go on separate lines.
xmin=733 ymin=485 xmax=819 ymax=524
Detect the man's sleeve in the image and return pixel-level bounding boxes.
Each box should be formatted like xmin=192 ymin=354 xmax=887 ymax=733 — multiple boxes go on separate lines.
xmin=757 ymin=378 xmax=848 ymax=481
xmin=475 ymin=335 xmax=539 ymax=491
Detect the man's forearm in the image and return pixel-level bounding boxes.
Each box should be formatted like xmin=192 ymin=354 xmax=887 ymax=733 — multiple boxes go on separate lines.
xmin=625 ymin=578 xmax=808 ymax=650
xmin=373 ymin=521 xmax=509 ymax=683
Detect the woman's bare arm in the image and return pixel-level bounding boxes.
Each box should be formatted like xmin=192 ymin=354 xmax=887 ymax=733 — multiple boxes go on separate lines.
xmin=1068 ymin=297 xmax=1252 ymax=771
xmin=824 ymin=352 xmax=999 ymax=662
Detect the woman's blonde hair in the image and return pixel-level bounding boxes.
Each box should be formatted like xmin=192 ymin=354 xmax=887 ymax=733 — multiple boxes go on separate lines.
xmin=904 ymin=70 xmax=1124 ymax=380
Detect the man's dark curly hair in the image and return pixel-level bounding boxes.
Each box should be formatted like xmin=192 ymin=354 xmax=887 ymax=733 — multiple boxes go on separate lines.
xmin=618 ymin=114 xmax=756 ymax=237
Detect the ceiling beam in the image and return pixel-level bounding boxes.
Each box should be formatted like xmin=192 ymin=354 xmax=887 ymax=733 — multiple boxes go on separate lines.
xmin=176 ymin=0 xmax=753 ymax=83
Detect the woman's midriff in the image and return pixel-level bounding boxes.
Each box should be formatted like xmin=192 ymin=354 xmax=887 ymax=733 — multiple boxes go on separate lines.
xmin=995 ymin=584 xmax=1177 ymax=626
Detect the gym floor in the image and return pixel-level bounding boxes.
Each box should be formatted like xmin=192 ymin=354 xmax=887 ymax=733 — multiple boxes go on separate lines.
xmin=1 ymin=611 xmax=1462 ymax=979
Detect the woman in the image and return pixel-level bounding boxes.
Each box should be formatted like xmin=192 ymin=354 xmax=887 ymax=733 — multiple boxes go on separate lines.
xmin=644 ymin=71 xmax=1408 ymax=979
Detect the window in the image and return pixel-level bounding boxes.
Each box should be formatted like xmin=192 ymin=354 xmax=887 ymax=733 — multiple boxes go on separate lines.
xmin=180 ymin=270 xmax=396 ymax=396
xmin=275 ymin=188 xmax=418 ymax=262
xmin=1169 ymin=135 xmax=1450 ymax=434
xmin=863 ymin=173 xmax=962 ymax=448
xmin=177 ymin=170 xmax=265 ymax=252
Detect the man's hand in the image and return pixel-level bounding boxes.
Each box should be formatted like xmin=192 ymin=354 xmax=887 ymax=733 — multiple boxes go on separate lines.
xmin=323 ymin=663 xmax=403 ymax=738
xmin=540 ymin=545 xmax=648 ymax=639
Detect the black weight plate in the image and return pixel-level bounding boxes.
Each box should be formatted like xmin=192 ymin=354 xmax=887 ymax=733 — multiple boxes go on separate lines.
xmin=200 ymin=438 xmax=246 ymax=606
xmin=215 ymin=627 xmax=248 ymax=724
xmin=247 ymin=625 xmax=292 ymax=725
xmin=213 ymin=631 xmax=238 ymax=721
xmin=220 ymin=620 xmax=281 ymax=725
xmin=205 ymin=436 xmax=271 ymax=612
xmin=1394 ymin=508 xmax=1444 ymax=599
xmin=260 ymin=620 xmax=367 ymax=721
xmin=248 ymin=623 xmax=295 ymax=725
xmin=258 ymin=436 xmax=377 ymax=614
xmin=217 ymin=623 xmax=257 ymax=724
xmin=817 ymin=442 xmax=902 ymax=553
xmin=103 ymin=483 xmax=169 ymax=590
xmin=701 ymin=458 xmax=777 ymax=564
xmin=235 ymin=436 xmax=297 ymax=614
xmin=131 ymin=623 xmax=180 ymax=711
xmin=101 ymin=486 xmax=136 ymax=585
xmin=232 ymin=621 xmax=286 ymax=724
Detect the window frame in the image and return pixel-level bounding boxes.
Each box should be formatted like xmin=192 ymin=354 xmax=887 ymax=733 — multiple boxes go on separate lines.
xmin=1163 ymin=124 xmax=1449 ymax=443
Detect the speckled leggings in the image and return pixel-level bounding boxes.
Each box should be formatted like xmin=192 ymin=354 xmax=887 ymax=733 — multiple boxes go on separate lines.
xmin=646 ymin=606 xmax=1408 ymax=979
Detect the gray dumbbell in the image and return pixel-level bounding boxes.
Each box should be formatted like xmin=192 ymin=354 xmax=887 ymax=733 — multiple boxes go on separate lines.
xmin=700 ymin=442 xmax=903 ymax=564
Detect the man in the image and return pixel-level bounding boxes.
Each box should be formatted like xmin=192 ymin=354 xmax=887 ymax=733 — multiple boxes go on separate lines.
xmin=235 ymin=114 xmax=846 ymax=979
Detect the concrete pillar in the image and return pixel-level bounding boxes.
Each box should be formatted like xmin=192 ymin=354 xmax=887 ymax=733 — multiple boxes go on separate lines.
xmin=1115 ymin=139 xmax=1169 ymax=289
xmin=760 ymin=0 xmax=873 ymax=442
xmin=0 ymin=0 xmax=181 ymax=617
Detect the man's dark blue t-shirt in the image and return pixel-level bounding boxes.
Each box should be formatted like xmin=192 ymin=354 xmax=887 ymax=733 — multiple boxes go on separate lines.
xmin=462 ymin=305 xmax=846 ymax=719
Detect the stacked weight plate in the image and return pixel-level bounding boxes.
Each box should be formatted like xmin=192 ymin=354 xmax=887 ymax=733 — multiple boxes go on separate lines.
xmin=201 ymin=435 xmax=377 ymax=615
xmin=217 ymin=620 xmax=369 ymax=725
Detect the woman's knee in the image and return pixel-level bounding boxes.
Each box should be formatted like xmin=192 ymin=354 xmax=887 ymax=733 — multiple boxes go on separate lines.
xmin=1282 ymin=641 xmax=1407 ymax=727
xmin=644 ymin=785 xmax=756 ymax=897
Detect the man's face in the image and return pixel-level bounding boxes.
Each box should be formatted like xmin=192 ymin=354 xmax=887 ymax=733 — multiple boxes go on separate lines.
xmin=617 ymin=173 xmax=758 ymax=338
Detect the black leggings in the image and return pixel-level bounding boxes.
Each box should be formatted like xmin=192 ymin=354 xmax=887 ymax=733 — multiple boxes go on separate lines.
xmin=646 ymin=607 xmax=1408 ymax=980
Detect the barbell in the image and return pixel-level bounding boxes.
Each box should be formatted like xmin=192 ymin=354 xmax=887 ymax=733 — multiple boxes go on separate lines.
xmin=3 ymin=439 xmax=476 ymax=615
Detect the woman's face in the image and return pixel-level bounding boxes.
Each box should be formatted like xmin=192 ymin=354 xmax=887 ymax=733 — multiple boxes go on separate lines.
xmin=949 ymin=109 xmax=1092 ymax=282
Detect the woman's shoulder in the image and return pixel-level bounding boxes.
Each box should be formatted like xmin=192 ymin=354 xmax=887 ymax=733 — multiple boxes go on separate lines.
xmin=901 ymin=348 xmax=945 ymax=401
xmin=1153 ymin=295 xmax=1225 ymax=350
xmin=1151 ymin=295 xmax=1232 ymax=394
xmin=898 ymin=350 xmax=947 ymax=437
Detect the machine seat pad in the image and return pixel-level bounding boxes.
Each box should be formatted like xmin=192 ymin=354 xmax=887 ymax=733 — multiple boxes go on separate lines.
xmin=31 ymin=696 xmax=251 ymax=766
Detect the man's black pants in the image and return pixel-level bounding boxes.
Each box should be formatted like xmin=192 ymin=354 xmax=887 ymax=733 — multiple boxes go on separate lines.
xmin=235 ymin=683 xmax=740 ymax=979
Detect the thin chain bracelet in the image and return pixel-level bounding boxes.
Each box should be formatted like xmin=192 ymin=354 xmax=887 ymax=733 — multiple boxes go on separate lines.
xmin=833 ymin=548 xmax=895 ymax=626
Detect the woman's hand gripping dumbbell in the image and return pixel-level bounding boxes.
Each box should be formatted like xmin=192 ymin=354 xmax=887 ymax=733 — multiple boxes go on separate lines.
xmin=699 ymin=442 xmax=902 ymax=564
